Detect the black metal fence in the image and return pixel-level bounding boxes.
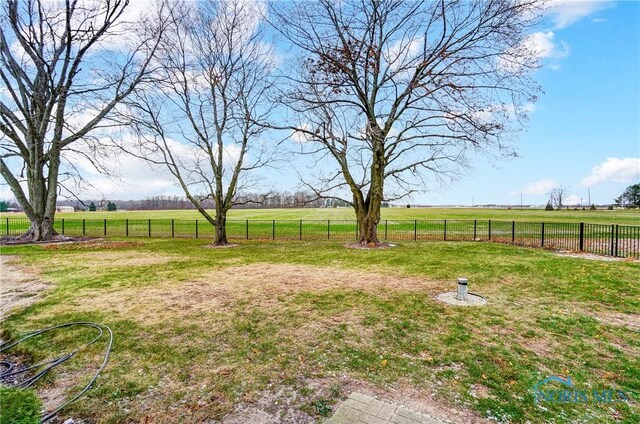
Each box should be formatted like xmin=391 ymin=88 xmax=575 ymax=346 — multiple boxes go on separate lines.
xmin=1 ymin=217 xmax=639 ymax=259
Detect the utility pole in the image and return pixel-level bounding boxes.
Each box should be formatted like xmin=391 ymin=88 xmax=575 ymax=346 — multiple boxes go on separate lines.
xmin=520 ymin=193 xmax=523 ymax=211
xmin=588 ymin=187 xmax=591 ymax=206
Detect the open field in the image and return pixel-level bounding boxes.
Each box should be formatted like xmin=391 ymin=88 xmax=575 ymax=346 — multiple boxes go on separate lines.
xmin=2 ymin=207 xmax=640 ymax=225
xmin=1 ymin=239 xmax=639 ymax=423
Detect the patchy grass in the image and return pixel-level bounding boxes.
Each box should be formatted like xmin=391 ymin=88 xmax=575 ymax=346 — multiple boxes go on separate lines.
xmin=1 ymin=239 xmax=638 ymax=423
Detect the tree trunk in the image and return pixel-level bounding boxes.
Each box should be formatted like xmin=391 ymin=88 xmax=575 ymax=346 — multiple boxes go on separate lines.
xmin=22 ymin=216 xmax=56 ymax=241
xmin=354 ymin=123 xmax=385 ymax=246
xmin=16 ymin=159 xmax=59 ymax=241
xmin=356 ymin=209 xmax=381 ymax=245
xmin=213 ymin=212 xmax=229 ymax=246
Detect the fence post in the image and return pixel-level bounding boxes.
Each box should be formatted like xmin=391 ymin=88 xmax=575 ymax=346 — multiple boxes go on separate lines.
xmin=82 ymin=218 xmax=85 ymax=236
xmin=172 ymin=219 xmax=175 ymax=238
xmin=488 ymin=220 xmax=492 ymax=240
xmin=272 ymin=220 xmax=275 ymax=240
xmin=541 ymin=222 xmax=545 ymax=247
xmin=414 ymin=220 xmax=417 ymax=241
xmin=511 ymin=221 xmax=515 ymax=243
xmin=126 ymin=219 xmax=129 ymax=237
xmin=246 ymin=219 xmax=249 ymax=240
xmin=299 ymin=220 xmax=302 ymax=240
xmin=579 ymin=222 xmax=584 ymax=251
xmin=195 ymin=219 xmax=198 ymax=239
xmin=473 ymin=219 xmax=477 ymax=240
xmin=327 ymin=219 xmax=330 ymax=240
xmin=104 ymin=218 xmax=107 ymax=236
xmin=443 ymin=220 xmax=446 ymax=241
xmin=148 ymin=219 xmax=151 ymax=237
xmin=5 ymin=217 xmax=8 ymax=235
xmin=614 ymin=224 xmax=619 ymax=257
xmin=610 ymin=224 xmax=615 ymax=256
xmin=62 ymin=218 xmax=65 ymax=235
xmin=385 ymin=219 xmax=388 ymax=240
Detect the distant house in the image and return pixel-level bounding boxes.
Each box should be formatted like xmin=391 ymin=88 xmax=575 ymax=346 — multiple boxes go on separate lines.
xmin=57 ymin=206 xmax=75 ymax=213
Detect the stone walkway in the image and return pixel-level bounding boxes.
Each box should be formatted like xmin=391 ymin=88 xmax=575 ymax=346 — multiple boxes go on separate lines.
xmin=325 ymin=392 xmax=445 ymax=424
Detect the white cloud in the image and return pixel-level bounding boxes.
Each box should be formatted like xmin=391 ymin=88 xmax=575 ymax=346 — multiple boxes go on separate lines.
xmin=510 ymin=179 xmax=557 ymax=196
xmin=546 ymin=0 xmax=614 ymax=29
xmin=497 ymin=31 xmax=569 ymax=72
xmin=563 ymin=194 xmax=582 ymax=205
xmin=580 ymin=157 xmax=640 ymax=187
xmin=527 ymin=31 xmax=570 ymax=60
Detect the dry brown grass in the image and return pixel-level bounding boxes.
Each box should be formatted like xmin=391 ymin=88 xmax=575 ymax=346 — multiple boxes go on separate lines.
xmin=61 ymin=250 xmax=184 ymax=268
xmin=44 ymin=263 xmax=442 ymax=326
xmin=41 ymin=241 xmax=144 ymax=251
xmin=0 ymin=255 xmax=50 ymax=320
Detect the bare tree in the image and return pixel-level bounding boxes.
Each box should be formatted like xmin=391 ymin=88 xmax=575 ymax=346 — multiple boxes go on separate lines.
xmin=0 ymin=0 xmax=165 ymax=240
xmin=550 ymin=186 xmax=567 ymax=210
xmin=122 ymin=0 xmax=275 ymax=246
xmin=270 ymin=0 xmax=543 ymax=245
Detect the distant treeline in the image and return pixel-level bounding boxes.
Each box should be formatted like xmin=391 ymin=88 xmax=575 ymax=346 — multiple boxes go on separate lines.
xmin=53 ymin=191 xmax=349 ymax=211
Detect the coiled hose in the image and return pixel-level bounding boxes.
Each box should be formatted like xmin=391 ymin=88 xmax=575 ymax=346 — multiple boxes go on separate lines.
xmin=0 ymin=322 xmax=113 ymax=422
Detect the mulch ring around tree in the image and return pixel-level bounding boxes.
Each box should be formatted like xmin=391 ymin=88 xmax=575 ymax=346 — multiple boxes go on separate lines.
xmin=344 ymin=242 xmax=398 ymax=249
xmin=0 ymin=235 xmax=92 ymax=246
xmin=204 ymin=243 xmax=239 ymax=249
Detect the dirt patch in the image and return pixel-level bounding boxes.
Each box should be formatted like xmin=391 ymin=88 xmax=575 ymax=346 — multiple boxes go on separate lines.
xmin=344 ymin=242 xmax=398 ymax=249
xmin=555 ymin=251 xmax=639 ymax=262
xmin=469 ymin=383 xmax=492 ymax=400
xmin=0 ymin=255 xmax=50 ymax=321
xmin=588 ymin=310 xmax=640 ymax=331
xmin=204 ymin=244 xmax=239 ymax=249
xmin=41 ymin=240 xmax=144 ymax=251
xmin=518 ymin=337 xmax=559 ymax=358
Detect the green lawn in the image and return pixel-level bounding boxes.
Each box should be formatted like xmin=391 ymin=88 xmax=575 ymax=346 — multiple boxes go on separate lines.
xmin=2 ymin=207 xmax=640 ymax=225
xmin=1 ymin=239 xmax=638 ymax=423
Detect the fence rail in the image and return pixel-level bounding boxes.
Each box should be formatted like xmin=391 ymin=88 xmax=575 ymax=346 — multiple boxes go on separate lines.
xmin=1 ymin=217 xmax=639 ymax=258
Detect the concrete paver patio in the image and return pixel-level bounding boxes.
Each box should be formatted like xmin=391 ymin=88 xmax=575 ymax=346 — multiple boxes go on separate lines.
xmin=324 ymin=392 xmax=445 ymax=424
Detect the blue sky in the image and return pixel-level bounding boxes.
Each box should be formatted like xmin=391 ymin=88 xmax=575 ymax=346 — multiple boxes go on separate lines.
xmin=1 ymin=0 xmax=638 ymax=206
xmin=436 ymin=0 xmax=640 ymax=206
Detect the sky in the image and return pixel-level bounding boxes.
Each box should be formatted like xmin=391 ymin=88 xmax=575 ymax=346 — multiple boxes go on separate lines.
xmin=1 ymin=0 xmax=639 ymax=207
xmin=441 ymin=0 xmax=640 ymax=207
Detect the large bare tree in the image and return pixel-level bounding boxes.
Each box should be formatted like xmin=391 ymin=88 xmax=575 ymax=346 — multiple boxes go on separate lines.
xmin=122 ymin=0 xmax=275 ymax=246
xmin=0 ymin=0 xmax=164 ymax=240
xmin=271 ymin=0 xmax=543 ymax=245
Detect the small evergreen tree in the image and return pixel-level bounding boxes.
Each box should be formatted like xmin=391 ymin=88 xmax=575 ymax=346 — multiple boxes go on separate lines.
xmin=589 ymin=204 xmax=596 ymax=211
xmin=545 ymin=200 xmax=554 ymax=211
xmin=614 ymin=183 xmax=640 ymax=208
xmin=89 ymin=201 xmax=96 ymax=212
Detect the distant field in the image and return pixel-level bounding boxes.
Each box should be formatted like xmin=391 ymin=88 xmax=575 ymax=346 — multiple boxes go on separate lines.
xmin=2 ymin=207 xmax=639 ymax=225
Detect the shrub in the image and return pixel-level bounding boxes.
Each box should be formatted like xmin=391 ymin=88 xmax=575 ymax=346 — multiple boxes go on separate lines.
xmin=545 ymin=201 xmax=554 ymax=211
xmin=0 ymin=387 xmax=42 ymax=424
xmin=590 ymin=204 xmax=597 ymax=210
